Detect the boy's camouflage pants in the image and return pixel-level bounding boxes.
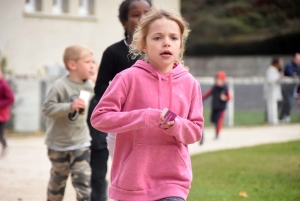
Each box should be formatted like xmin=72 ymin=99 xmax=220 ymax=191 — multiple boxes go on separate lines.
xmin=47 ymin=147 xmax=91 ymax=201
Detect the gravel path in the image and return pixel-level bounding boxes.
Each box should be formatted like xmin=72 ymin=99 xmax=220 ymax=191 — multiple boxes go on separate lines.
xmin=0 ymin=124 xmax=299 ymax=201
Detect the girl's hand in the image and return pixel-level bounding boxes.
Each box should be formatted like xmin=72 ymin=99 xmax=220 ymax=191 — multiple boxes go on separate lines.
xmin=71 ymin=98 xmax=85 ymax=112
xmin=160 ymin=115 xmax=175 ymax=129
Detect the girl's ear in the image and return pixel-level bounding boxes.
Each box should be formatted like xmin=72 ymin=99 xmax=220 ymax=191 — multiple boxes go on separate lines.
xmin=142 ymin=41 xmax=147 ymax=53
xmin=143 ymin=47 xmax=147 ymax=53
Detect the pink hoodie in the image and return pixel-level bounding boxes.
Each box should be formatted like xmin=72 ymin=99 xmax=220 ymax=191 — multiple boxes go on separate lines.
xmin=91 ymin=60 xmax=204 ymax=201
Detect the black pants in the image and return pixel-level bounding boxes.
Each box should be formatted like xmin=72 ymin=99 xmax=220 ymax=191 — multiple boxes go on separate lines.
xmin=0 ymin=122 xmax=7 ymax=148
xmin=280 ymin=84 xmax=294 ymax=120
xmin=88 ymin=95 xmax=109 ymax=201
xmin=90 ymin=148 xmax=109 ymax=201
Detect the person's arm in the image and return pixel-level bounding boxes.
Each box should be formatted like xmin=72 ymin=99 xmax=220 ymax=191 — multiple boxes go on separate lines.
xmin=225 ymin=90 xmax=231 ymax=101
xmin=162 ymin=83 xmax=204 ymax=145
xmin=42 ymin=88 xmax=72 ymax=118
xmin=91 ymin=74 xmax=161 ymax=134
xmin=0 ymin=80 xmax=14 ymax=108
xmin=94 ymin=49 xmax=116 ymax=99
xmin=202 ymin=88 xmax=213 ymax=100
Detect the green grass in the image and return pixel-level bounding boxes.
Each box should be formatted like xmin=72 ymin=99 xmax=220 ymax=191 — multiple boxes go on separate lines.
xmin=188 ymin=141 xmax=300 ymax=201
xmin=203 ymin=108 xmax=300 ymax=127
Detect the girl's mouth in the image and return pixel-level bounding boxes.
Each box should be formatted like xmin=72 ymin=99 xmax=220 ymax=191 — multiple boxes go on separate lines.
xmin=160 ymin=50 xmax=172 ymax=56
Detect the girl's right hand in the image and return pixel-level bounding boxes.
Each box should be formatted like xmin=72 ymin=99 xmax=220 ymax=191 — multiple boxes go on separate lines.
xmin=160 ymin=115 xmax=175 ymax=129
xmin=71 ymin=98 xmax=85 ymax=112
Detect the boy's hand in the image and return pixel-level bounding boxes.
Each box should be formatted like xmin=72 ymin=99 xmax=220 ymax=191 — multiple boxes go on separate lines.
xmin=71 ymin=98 xmax=85 ymax=112
xmin=160 ymin=115 xmax=175 ymax=129
xmin=220 ymin=94 xmax=227 ymax=101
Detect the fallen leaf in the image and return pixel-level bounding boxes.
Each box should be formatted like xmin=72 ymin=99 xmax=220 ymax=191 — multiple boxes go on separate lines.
xmin=239 ymin=191 xmax=249 ymax=198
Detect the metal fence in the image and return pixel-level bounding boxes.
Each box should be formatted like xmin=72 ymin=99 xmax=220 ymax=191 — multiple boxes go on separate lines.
xmin=197 ymin=77 xmax=300 ymax=126
xmin=5 ymin=76 xmax=300 ymax=132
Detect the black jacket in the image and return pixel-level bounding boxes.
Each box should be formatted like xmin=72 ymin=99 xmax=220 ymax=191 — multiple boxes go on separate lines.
xmin=88 ymin=40 xmax=137 ymax=150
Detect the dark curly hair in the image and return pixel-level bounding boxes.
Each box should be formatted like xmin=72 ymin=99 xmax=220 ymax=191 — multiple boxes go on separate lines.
xmin=118 ymin=0 xmax=152 ymax=40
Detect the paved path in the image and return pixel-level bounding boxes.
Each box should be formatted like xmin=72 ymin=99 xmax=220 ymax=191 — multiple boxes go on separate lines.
xmin=0 ymin=124 xmax=299 ymax=201
xmin=189 ymin=124 xmax=300 ymax=155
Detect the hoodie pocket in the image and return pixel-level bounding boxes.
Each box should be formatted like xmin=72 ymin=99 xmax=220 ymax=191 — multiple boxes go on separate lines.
xmin=116 ymin=144 xmax=191 ymax=191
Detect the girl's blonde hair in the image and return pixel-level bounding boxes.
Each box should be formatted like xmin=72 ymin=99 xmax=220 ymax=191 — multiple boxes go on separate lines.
xmin=129 ymin=7 xmax=190 ymax=68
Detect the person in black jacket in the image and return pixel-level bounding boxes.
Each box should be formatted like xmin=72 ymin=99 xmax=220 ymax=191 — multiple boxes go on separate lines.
xmin=202 ymin=71 xmax=231 ymax=139
xmin=87 ymin=1 xmax=152 ymax=201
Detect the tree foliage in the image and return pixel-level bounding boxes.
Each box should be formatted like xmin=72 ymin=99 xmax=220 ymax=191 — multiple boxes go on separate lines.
xmin=181 ymin=0 xmax=300 ymax=55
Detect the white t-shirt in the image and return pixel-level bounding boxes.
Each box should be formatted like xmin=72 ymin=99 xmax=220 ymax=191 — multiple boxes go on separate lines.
xmin=106 ymin=133 xmax=116 ymax=158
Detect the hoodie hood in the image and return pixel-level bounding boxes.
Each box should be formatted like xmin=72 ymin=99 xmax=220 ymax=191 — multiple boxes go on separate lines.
xmin=132 ymin=60 xmax=188 ymax=110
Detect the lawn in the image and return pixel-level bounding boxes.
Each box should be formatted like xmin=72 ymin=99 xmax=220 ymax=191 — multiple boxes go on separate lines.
xmin=203 ymin=108 xmax=300 ymax=127
xmin=188 ymin=141 xmax=300 ymax=201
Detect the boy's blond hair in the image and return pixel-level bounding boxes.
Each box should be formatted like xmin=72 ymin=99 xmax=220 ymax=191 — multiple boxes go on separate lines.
xmin=129 ymin=7 xmax=190 ymax=68
xmin=63 ymin=45 xmax=92 ymax=70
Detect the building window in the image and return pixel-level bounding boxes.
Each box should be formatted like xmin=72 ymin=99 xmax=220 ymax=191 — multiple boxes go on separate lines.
xmin=25 ymin=0 xmax=42 ymax=13
xmin=24 ymin=0 xmax=96 ymax=21
xmin=78 ymin=0 xmax=94 ymax=16
xmin=52 ymin=0 xmax=69 ymax=14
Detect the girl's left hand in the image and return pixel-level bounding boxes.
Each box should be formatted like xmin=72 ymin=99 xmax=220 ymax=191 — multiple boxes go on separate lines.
xmin=160 ymin=115 xmax=175 ymax=129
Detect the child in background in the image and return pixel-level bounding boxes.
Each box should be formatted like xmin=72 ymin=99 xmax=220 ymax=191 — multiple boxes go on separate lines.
xmin=91 ymin=7 xmax=204 ymax=201
xmin=0 ymin=67 xmax=14 ymax=157
xmin=203 ymin=71 xmax=230 ymax=139
xmin=42 ymin=45 xmax=94 ymax=201
xmin=87 ymin=1 xmax=152 ymax=201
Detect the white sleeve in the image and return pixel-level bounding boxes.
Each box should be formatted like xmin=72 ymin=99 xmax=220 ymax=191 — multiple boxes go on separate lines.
xmin=106 ymin=133 xmax=116 ymax=158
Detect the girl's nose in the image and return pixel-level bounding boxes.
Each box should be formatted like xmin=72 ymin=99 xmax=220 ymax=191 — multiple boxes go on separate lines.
xmin=163 ymin=38 xmax=170 ymax=47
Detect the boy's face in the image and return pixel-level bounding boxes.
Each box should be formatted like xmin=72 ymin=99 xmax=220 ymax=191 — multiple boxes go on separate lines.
xmin=216 ymin=77 xmax=225 ymax=86
xmin=73 ymin=53 xmax=94 ymax=80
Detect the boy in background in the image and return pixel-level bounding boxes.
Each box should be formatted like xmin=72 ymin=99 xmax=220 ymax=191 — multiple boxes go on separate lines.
xmin=42 ymin=45 xmax=94 ymax=201
xmin=203 ymin=71 xmax=231 ymax=139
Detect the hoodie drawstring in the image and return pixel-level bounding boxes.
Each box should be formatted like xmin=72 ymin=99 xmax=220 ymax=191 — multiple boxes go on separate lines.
xmin=157 ymin=74 xmax=162 ymax=109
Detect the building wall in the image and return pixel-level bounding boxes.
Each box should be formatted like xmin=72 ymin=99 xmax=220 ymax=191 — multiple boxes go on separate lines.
xmin=0 ymin=0 xmax=180 ymax=132
xmin=0 ymin=0 xmax=180 ymax=76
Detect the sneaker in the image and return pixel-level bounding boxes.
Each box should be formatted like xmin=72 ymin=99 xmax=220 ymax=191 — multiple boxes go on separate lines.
xmin=285 ymin=116 xmax=291 ymax=123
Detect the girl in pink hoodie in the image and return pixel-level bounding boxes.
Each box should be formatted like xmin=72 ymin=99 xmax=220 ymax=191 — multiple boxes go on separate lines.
xmin=91 ymin=7 xmax=204 ymax=201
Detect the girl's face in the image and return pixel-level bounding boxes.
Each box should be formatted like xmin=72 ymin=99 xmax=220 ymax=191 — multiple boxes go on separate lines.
xmin=123 ymin=0 xmax=150 ymax=39
xmin=143 ymin=17 xmax=181 ymax=73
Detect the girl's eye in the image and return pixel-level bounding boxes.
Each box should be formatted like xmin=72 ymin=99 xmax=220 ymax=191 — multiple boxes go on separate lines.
xmin=133 ymin=14 xmax=140 ymax=18
xmin=172 ymin=37 xmax=178 ymax=41
xmin=154 ymin=37 xmax=161 ymax=40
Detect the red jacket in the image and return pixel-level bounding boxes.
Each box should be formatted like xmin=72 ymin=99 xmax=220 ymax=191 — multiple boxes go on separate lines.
xmin=0 ymin=78 xmax=14 ymax=122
